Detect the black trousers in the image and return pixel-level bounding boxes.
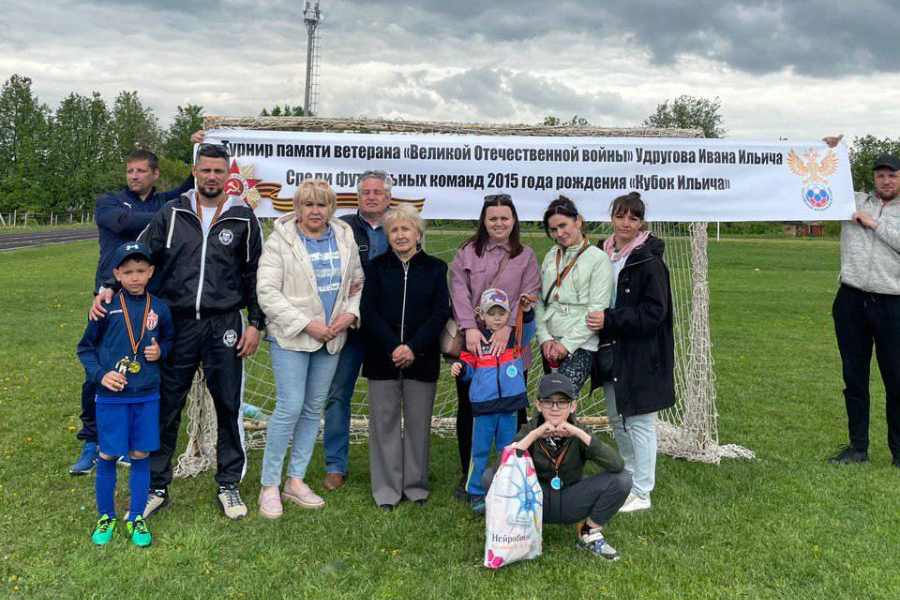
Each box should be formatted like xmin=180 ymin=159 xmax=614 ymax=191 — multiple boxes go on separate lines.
xmin=77 ymin=380 xmax=98 ymax=442
xmin=150 ymin=311 xmax=246 ymax=489
xmin=455 ymin=370 xmax=528 ymax=478
xmin=832 ymin=285 xmax=900 ymax=458
xmin=483 ymin=467 xmax=631 ymax=526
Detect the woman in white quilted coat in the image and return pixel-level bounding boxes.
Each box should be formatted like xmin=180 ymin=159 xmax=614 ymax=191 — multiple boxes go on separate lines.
xmin=255 ymin=179 xmax=364 ymax=518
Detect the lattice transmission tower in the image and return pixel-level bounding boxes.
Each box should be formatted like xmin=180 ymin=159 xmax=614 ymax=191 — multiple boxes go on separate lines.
xmin=303 ymin=0 xmax=322 ymax=116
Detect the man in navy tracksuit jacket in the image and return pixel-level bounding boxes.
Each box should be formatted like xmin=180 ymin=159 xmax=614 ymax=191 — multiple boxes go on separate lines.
xmin=71 ymin=148 xmax=194 ymax=475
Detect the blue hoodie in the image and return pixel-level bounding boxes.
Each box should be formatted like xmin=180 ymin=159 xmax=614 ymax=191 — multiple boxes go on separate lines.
xmin=77 ymin=291 xmax=174 ymax=403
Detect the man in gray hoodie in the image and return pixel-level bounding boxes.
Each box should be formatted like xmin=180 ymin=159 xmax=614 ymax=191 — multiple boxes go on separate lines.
xmin=828 ymin=152 xmax=900 ymax=468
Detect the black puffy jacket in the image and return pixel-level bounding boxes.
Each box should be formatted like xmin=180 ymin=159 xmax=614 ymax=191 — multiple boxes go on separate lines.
xmin=138 ymin=191 xmax=265 ymax=326
xmin=360 ymin=249 xmax=451 ymax=382
xmin=590 ymin=235 xmax=675 ymax=417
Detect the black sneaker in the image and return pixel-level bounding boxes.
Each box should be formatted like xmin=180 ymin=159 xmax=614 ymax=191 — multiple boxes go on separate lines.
xmin=143 ymin=488 xmax=169 ymax=519
xmin=453 ymin=475 xmax=468 ymax=503
xmin=826 ymin=445 xmax=869 ymax=464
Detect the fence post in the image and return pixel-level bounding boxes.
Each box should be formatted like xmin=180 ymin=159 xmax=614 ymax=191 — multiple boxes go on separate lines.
xmin=12 ymin=209 xmax=16 ymax=228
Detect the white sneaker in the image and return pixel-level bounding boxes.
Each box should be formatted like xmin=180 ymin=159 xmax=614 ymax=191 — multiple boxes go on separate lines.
xmin=619 ymin=493 xmax=651 ymax=513
xmin=217 ymin=484 xmax=248 ymax=519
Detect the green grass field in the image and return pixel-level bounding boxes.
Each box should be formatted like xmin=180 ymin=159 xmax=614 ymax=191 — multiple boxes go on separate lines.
xmin=1 ymin=237 xmax=898 ymax=600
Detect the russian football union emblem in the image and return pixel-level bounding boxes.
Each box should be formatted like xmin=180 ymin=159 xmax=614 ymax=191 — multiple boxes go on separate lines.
xmin=787 ymin=148 xmax=838 ymax=211
xmin=224 ymin=160 xmax=261 ymax=209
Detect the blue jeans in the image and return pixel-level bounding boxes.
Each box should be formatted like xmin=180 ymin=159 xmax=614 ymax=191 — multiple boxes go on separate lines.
xmin=604 ymin=382 xmax=657 ymax=499
xmin=323 ymin=337 xmax=364 ymax=474
xmin=260 ymin=342 xmax=340 ymax=487
xmin=466 ymin=411 xmax=517 ymax=496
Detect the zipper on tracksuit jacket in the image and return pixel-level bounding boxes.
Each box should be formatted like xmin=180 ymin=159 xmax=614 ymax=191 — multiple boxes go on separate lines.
xmin=170 ymin=207 xmax=240 ymax=321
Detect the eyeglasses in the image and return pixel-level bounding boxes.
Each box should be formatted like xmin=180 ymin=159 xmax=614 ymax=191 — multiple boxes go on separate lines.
xmin=484 ymin=194 xmax=512 ymax=203
xmin=197 ymin=143 xmax=231 ymax=156
xmin=537 ymin=399 xmax=573 ymax=410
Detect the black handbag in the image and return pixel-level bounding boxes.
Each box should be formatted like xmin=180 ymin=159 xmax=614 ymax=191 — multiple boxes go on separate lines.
xmin=594 ymin=343 xmax=615 ymax=382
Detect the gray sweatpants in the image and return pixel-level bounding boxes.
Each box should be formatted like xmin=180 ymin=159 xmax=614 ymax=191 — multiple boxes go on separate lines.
xmin=368 ymin=378 xmax=436 ymax=506
xmin=483 ymin=466 xmax=631 ymax=525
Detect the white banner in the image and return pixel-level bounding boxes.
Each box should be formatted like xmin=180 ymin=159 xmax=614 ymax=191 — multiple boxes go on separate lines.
xmin=205 ymin=129 xmax=855 ymax=222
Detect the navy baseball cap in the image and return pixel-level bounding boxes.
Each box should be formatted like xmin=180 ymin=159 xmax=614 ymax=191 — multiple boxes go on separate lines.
xmin=113 ymin=241 xmax=152 ymax=268
xmin=536 ymin=372 xmax=577 ymax=401
xmin=873 ymin=154 xmax=900 ymax=171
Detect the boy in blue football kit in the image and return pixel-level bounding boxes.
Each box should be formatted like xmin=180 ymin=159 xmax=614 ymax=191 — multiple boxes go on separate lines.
xmin=451 ymin=288 xmax=535 ymax=513
xmin=77 ymin=242 xmax=173 ymax=546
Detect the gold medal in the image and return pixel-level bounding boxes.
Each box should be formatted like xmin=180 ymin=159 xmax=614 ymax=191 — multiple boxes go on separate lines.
xmin=119 ymin=291 xmax=151 ymax=378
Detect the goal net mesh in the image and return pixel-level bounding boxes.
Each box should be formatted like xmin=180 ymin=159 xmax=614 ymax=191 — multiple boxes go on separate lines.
xmin=173 ymin=117 xmax=753 ymax=479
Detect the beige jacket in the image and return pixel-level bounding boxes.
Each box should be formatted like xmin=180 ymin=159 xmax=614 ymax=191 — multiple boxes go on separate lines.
xmin=257 ymin=213 xmax=364 ymax=353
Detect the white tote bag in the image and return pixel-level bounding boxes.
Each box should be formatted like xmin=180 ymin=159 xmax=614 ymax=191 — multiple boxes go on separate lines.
xmin=484 ymin=445 xmax=543 ymax=568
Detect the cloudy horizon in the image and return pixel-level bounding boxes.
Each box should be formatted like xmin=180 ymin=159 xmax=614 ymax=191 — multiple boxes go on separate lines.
xmin=3 ymin=0 xmax=899 ymax=141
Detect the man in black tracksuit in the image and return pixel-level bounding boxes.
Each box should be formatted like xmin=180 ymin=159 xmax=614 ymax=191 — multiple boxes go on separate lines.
xmin=138 ymin=144 xmax=264 ymax=519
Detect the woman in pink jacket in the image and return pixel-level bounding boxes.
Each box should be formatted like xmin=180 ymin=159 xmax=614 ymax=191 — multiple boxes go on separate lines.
xmin=448 ymin=194 xmax=540 ymax=501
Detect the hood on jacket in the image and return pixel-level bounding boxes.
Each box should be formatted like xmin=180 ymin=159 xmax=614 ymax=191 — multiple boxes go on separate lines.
xmin=601 ymin=234 xmax=665 ymax=265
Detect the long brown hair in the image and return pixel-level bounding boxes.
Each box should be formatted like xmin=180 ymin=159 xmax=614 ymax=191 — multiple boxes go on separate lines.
xmin=460 ymin=194 xmax=523 ymax=259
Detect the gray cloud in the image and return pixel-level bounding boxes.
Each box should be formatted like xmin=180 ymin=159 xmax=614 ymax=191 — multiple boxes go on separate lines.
xmin=322 ymin=0 xmax=899 ymax=77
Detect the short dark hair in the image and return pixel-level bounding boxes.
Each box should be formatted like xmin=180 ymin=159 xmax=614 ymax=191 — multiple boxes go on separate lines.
xmin=125 ymin=149 xmax=159 ymax=171
xmin=196 ymin=143 xmax=230 ymax=162
xmin=610 ymin=191 xmax=646 ymax=220
xmin=542 ymin=195 xmax=582 ymax=238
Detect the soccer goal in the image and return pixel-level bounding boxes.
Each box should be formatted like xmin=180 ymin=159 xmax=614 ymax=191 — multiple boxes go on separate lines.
xmin=172 ymin=116 xmax=752 ymax=480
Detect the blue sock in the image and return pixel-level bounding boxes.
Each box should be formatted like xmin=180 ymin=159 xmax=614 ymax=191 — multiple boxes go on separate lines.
xmin=128 ymin=456 xmax=151 ymax=521
xmin=95 ymin=457 xmax=118 ymax=517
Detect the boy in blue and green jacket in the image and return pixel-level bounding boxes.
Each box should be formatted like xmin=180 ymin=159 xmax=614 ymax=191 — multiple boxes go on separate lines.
xmin=451 ymin=288 xmax=535 ymax=512
xmin=77 ymin=242 xmax=173 ymax=547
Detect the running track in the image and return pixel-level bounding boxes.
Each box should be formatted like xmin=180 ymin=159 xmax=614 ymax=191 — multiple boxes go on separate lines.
xmin=0 ymin=227 xmax=96 ymax=251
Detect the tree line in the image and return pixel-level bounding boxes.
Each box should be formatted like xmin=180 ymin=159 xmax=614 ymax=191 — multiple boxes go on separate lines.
xmin=0 ymin=74 xmax=896 ymax=213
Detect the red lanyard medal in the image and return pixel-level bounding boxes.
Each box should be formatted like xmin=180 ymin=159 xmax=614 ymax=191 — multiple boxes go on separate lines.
xmin=115 ymin=291 xmax=150 ymax=374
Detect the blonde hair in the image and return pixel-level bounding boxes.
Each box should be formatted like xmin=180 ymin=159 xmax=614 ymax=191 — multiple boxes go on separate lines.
xmin=383 ymin=203 xmax=425 ymax=238
xmin=292 ymin=178 xmax=337 ymax=221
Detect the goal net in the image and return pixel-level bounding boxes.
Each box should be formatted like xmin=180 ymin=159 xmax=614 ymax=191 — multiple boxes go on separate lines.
xmin=172 ymin=117 xmax=753 ymax=479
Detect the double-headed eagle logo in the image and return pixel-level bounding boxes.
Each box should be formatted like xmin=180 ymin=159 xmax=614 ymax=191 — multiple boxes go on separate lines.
xmin=787 ymin=148 xmax=838 ymax=211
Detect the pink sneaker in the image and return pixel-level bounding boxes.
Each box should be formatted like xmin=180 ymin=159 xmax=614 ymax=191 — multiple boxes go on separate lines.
xmin=282 ymin=480 xmax=325 ymax=509
xmin=258 ymin=486 xmax=283 ymax=519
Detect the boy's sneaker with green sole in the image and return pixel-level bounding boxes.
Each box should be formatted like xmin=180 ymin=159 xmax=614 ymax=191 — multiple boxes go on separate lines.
xmin=126 ymin=516 xmax=152 ymax=547
xmin=91 ymin=514 xmax=117 ymax=546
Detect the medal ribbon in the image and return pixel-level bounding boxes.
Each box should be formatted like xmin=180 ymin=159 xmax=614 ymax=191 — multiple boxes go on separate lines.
xmin=554 ymin=238 xmax=589 ymax=298
xmin=538 ymin=436 xmax=572 ymax=481
xmin=196 ymin=196 xmax=227 ymax=230
xmin=119 ymin=291 xmax=151 ymax=357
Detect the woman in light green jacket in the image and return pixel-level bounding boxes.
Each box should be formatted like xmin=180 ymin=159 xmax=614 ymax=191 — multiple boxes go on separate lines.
xmin=535 ymin=196 xmax=612 ymax=393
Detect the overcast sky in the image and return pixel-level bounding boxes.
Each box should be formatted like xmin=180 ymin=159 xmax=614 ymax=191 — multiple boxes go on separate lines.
xmin=3 ymin=0 xmax=899 ymax=140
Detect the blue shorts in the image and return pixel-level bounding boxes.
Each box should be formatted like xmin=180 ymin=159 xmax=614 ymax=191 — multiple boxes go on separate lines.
xmin=96 ymin=399 xmax=160 ymax=458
